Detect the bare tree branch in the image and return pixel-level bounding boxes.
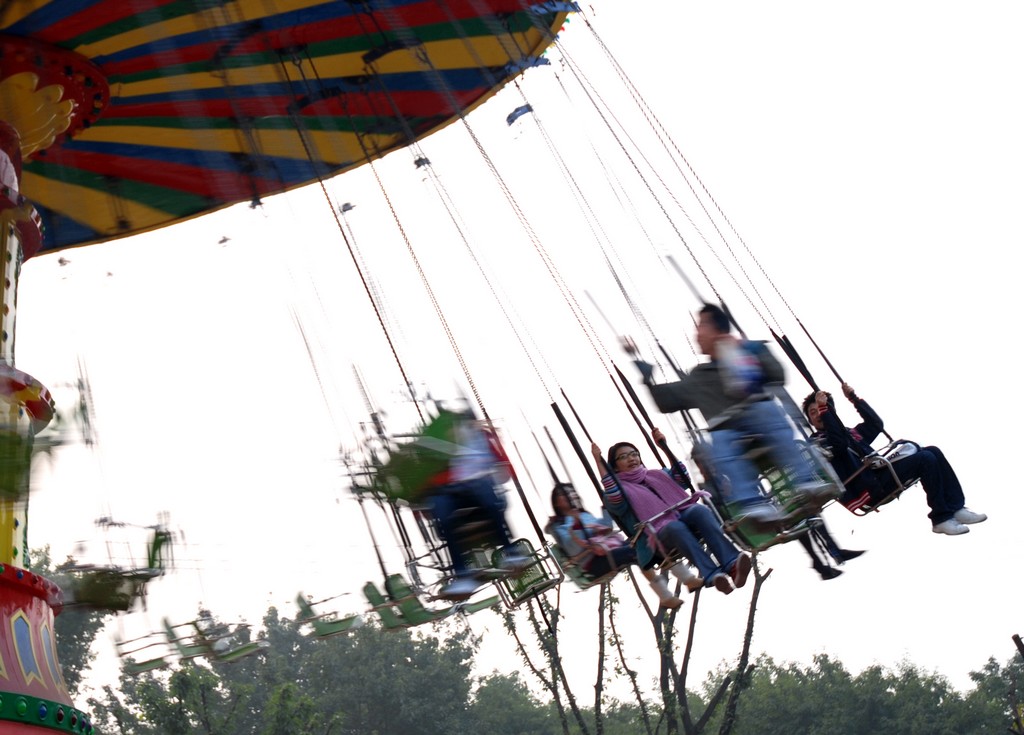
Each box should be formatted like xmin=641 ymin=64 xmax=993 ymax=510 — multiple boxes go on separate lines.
xmin=608 ymin=584 xmax=654 ymax=735
xmin=717 ymin=559 xmax=772 ymax=735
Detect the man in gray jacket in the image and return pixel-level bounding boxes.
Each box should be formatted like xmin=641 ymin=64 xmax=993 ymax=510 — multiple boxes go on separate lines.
xmin=638 ymin=304 xmax=837 ymax=528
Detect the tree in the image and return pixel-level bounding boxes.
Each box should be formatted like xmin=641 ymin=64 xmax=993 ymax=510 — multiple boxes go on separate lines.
xmin=259 ymin=683 xmax=328 ymax=735
xmin=699 ymin=654 xmax=1009 ymax=735
xmin=306 ymin=621 xmax=478 ymax=735
xmin=91 ymin=607 xmax=481 ymax=735
xmin=468 ymin=672 xmax=557 ymax=735
xmin=88 ymin=596 xmax=1024 ymax=735
xmin=963 ymin=655 xmax=1024 ymax=732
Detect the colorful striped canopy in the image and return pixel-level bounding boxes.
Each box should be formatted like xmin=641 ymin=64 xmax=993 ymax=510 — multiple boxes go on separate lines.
xmin=1 ymin=1 xmax=572 ymax=256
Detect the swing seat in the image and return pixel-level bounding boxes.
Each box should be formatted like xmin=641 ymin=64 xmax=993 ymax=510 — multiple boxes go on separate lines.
xmin=453 ymin=595 xmax=501 ymax=614
xmin=294 ymin=594 xmax=363 ymax=638
xmin=61 ymin=525 xmax=171 ymax=612
xmin=65 ymin=567 xmax=152 ymax=612
xmin=124 ymin=656 xmax=170 ymax=675
xmin=162 ymin=619 xmax=208 ymax=660
xmin=692 ymin=437 xmax=835 ymax=553
xmin=418 ymin=497 xmax=510 ymax=580
xmin=191 ymin=620 xmax=268 ymax=663
xmin=490 ymin=539 xmax=562 ymax=608
xmin=204 ymin=635 xmax=269 ymax=663
xmin=730 ymin=448 xmax=830 ymax=552
xmin=116 ymin=635 xmax=170 ymax=676
xmin=384 ymin=573 xmax=454 ymax=625
xmin=841 ymin=440 xmax=922 ymax=516
xmin=362 ymin=582 xmax=411 ymax=630
xmin=549 ymin=543 xmax=618 ymax=590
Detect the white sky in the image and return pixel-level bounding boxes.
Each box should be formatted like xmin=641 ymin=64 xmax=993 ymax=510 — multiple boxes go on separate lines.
xmin=14 ymin=0 xmax=1024 ymax=701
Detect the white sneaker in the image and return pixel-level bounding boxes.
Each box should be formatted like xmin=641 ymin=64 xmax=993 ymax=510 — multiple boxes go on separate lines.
xmin=954 ymin=507 xmax=987 ymax=524
xmin=734 ymin=502 xmax=786 ymax=528
xmin=438 ymin=577 xmax=481 ymax=601
xmin=499 ymin=551 xmax=531 ymax=573
xmin=932 ymin=519 xmax=970 ymax=536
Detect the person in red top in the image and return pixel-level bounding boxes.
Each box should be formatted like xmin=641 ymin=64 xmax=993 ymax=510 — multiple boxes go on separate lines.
xmin=423 ymin=410 xmax=528 ymax=600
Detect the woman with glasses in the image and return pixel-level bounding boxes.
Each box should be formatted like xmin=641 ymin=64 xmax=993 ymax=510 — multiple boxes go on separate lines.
xmin=591 ymin=429 xmax=751 ymax=595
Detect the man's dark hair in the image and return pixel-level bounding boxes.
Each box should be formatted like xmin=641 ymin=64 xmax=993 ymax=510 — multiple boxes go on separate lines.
xmin=699 ymin=303 xmax=731 ymax=333
xmin=801 ymin=391 xmax=817 ymax=419
xmin=802 ymin=391 xmax=834 ymax=420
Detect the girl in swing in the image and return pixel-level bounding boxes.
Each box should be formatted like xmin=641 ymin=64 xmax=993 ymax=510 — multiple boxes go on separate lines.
xmin=549 ymin=483 xmax=703 ymax=609
xmin=592 ymin=429 xmax=752 ymax=595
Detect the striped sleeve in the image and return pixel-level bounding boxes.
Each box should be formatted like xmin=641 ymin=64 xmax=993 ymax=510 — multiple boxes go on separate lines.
xmin=600 ymin=472 xmax=627 ymax=511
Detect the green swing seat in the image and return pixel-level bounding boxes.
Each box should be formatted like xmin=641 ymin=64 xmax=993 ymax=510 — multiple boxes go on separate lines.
xmin=548 ymin=543 xmax=618 ymax=591
xmin=693 ymin=436 xmax=831 ymax=553
xmin=116 ymin=635 xmax=171 ymax=675
xmin=162 ymin=619 xmax=207 ymax=660
xmin=362 ymin=582 xmax=411 ymax=630
xmin=490 ymin=539 xmax=562 ymax=608
xmin=294 ymin=593 xmax=364 ymax=638
xmin=384 ymin=574 xmax=454 ymax=626
xmin=64 ymin=527 xmax=173 ymax=612
xmin=191 ymin=623 xmax=268 ymax=663
xmin=163 ymin=618 xmax=268 ymax=663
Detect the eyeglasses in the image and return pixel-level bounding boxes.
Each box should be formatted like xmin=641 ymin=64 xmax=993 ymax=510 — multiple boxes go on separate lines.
xmin=615 ymin=450 xmax=640 ymax=462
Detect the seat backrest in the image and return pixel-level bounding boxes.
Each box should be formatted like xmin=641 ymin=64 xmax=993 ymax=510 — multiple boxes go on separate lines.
xmin=295 ymin=593 xmax=318 ymax=620
xmin=492 ymin=539 xmax=563 ymax=607
xmin=212 ymin=639 xmax=268 ymax=663
xmin=72 ymin=569 xmax=136 ymax=611
xmin=841 ymin=440 xmax=921 ymax=515
xmin=549 ymin=543 xmax=600 ymax=590
xmin=162 ymin=619 xmax=206 ymax=659
xmin=363 ymin=582 xmax=409 ymax=629
xmin=385 ymin=574 xmax=414 ymax=600
xmin=147 ymin=529 xmax=173 ymax=571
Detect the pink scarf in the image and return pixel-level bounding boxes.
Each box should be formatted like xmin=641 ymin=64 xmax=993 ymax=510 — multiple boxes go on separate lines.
xmin=615 ymin=466 xmax=700 ymax=536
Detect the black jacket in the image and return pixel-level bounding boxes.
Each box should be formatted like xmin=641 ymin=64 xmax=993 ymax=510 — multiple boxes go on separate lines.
xmin=812 ymin=397 xmax=887 ymax=500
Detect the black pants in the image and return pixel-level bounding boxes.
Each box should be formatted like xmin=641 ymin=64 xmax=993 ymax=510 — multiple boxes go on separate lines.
xmin=874 ymin=446 xmax=965 ymax=524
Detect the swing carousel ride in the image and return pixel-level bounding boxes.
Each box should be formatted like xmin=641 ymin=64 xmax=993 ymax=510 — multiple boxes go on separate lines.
xmin=0 ymin=0 xmax=990 ymax=731
xmin=0 ymin=1 xmax=572 ymax=731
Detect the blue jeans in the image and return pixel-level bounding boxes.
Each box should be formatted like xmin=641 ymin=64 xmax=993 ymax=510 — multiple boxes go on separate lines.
xmin=428 ymin=477 xmax=512 ymax=575
xmin=879 ymin=446 xmax=965 ymax=524
xmin=709 ymin=399 xmax=817 ymax=508
xmin=655 ymin=504 xmax=739 ymax=582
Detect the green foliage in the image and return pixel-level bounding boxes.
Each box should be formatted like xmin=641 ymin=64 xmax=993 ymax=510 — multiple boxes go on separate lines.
xmin=698 ymin=653 xmax=1018 ymax=735
xmin=259 ymin=683 xmax=326 ymax=735
xmin=91 ymin=608 xmax=482 ymax=735
xmin=468 ymin=672 xmax=558 ymax=735
xmin=84 ymin=600 xmax=1024 ymax=735
xmin=964 ymin=656 xmax=1024 ymax=732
